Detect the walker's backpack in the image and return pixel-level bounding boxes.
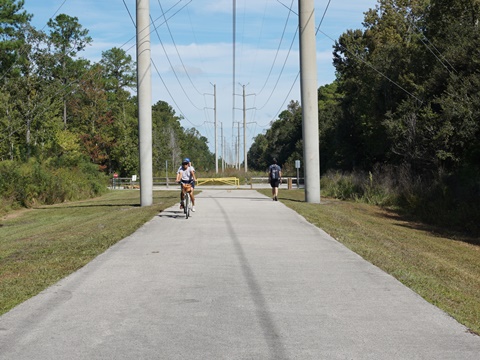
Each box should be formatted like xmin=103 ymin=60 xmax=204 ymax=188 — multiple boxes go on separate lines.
xmin=270 ymin=165 xmax=280 ymax=180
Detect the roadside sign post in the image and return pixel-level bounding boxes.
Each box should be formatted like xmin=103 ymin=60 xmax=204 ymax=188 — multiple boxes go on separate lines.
xmin=295 ymin=160 xmax=300 ymax=189
xmin=113 ymin=173 xmax=118 ymax=189
xmin=166 ymin=160 xmax=169 ymax=188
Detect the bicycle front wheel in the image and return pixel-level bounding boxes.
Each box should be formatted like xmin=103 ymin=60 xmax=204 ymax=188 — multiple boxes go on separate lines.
xmin=185 ymin=193 xmax=190 ymax=219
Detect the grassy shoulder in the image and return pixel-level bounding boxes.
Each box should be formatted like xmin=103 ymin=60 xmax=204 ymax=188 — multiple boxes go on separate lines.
xmin=257 ymin=189 xmax=480 ymax=335
xmin=0 ymin=190 xmax=179 ymax=315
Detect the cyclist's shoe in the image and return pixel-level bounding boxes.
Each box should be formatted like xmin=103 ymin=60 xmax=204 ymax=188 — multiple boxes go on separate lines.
xmin=191 ymin=206 xmax=195 ymax=212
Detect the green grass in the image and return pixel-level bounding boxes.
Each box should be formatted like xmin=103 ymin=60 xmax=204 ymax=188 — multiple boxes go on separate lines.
xmin=0 ymin=190 xmax=179 ymax=315
xmin=258 ymin=189 xmax=480 ymax=335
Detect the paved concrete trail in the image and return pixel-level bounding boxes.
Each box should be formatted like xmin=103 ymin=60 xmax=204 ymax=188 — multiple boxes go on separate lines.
xmin=0 ymin=189 xmax=479 ymax=359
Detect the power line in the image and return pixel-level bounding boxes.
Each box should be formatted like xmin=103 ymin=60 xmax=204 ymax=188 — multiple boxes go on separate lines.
xmin=277 ymin=0 xmax=297 ymax=15
xmin=318 ymin=29 xmax=424 ymax=104
xmin=255 ymin=23 xmax=298 ymax=111
xmin=150 ymin=59 xmax=204 ymax=128
xmin=248 ymin=0 xmax=269 ymax=82
xmin=407 ymin=19 xmax=458 ymax=76
xmin=122 ymin=2 xmax=209 ymax=133
xmin=269 ymin=71 xmax=299 ymax=126
xmin=233 ymin=0 xmax=237 ymax=132
xmin=121 ymin=0 xmax=136 ymax=27
xmin=150 ymin=14 xmax=203 ymax=111
xmin=155 ymin=0 xmax=206 ymax=96
xmin=255 ymin=0 xmax=295 ymax=97
xmin=122 ymin=1 xmax=190 ymax=53
xmin=316 ymin=0 xmax=331 ymax=35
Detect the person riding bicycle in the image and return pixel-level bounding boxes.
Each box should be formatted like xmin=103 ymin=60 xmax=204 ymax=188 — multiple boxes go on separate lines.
xmin=176 ymin=158 xmax=196 ymax=212
xmin=177 ymin=159 xmax=195 ymax=189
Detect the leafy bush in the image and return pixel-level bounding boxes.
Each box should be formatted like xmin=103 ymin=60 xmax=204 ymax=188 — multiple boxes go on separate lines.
xmin=0 ymin=157 xmax=108 ymax=212
xmin=321 ymin=165 xmax=480 ymax=235
xmin=321 ymin=171 xmax=358 ymax=200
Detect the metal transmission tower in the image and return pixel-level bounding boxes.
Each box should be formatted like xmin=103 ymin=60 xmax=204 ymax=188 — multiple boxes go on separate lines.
xmin=221 ymin=122 xmax=225 ymax=173
xmin=205 ymin=84 xmax=218 ymax=173
xmin=235 ymin=84 xmax=254 ymax=172
xmin=137 ymin=0 xmax=153 ymax=206
xmin=299 ymin=0 xmax=321 ymax=203
xmin=241 ymin=84 xmax=255 ymax=173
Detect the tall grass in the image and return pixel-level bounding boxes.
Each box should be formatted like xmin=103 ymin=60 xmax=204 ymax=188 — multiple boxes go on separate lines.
xmin=321 ymin=165 xmax=480 ymax=237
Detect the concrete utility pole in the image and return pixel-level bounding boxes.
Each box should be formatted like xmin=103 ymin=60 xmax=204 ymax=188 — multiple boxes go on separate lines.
xmin=137 ymin=0 xmax=153 ymax=206
xmin=213 ymin=84 xmax=218 ymax=174
xmin=237 ymin=122 xmax=241 ymax=169
xmin=299 ymin=0 xmax=321 ymax=203
xmin=221 ymin=122 xmax=225 ymax=173
xmin=242 ymin=85 xmax=247 ymax=173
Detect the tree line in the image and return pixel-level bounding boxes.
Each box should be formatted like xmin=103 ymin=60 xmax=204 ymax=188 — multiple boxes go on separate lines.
xmin=0 ymin=0 xmax=214 ymax=179
xmin=2 ymin=0 xmax=479 ymax=232
xmin=250 ymin=0 xmax=479 ymax=178
xmin=249 ymin=0 xmax=480 ymax=173
xmin=248 ymin=0 xmax=479 ymax=233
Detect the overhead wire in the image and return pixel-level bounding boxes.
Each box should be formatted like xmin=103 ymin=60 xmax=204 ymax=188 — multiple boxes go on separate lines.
xmin=277 ymin=0 xmax=297 ymax=15
xmin=121 ymin=0 xmax=136 ymax=27
xmin=126 ymin=0 xmax=211 ymax=133
xmin=406 ymin=18 xmax=458 ymax=76
xmin=404 ymin=15 xmax=474 ymax=122
xmin=185 ymin=1 xmax=209 ymax=88
xmin=232 ymin=0 xmax=237 ymax=135
xmin=258 ymin=71 xmax=299 ymax=128
xmin=254 ymin=0 xmax=332 ymax=128
xmin=255 ymin=23 xmax=298 ymax=111
xmin=150 ymin=14 xmax=204 ymax=111
xmin=155 ymin=0 xmax=205 ymax=96
xmin=255 ymin=0 xmax=295 ymax=97
xmin=248 ymin=0 xmax=269 ymax=82
xmin=1 ymin=0 xmax=205 ymax=149
xmin=238 ymin=0 xmax=247 ymax=77
xmin=318 ymin=29 xmax=423 ymax=104
xmin=313 ymin=1 xmax=456 ymax=106
xmin=151 ymin=1 xmax=214 ymax=135
xmin=316 ymin=0 xmax=331 ymax=35
xmin=237 ymin=0 xmax=297 ymax=141
xmin=122 ymin=0 xmax=190 ymax=53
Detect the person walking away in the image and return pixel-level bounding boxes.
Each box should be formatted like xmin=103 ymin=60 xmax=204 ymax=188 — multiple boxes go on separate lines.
xmin=176 ymin=158 xmax=197 ymax=211
xmin=268 ymin=158 xmax=282 ymax=201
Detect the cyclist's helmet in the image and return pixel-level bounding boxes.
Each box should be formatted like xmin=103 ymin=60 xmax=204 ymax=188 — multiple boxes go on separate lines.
xmin=182 ymin=158 xmax=190 ymax=165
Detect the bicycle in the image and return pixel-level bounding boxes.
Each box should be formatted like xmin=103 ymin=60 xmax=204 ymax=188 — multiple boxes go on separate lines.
xmin=181 ymin=183 xmax=193 ymax=219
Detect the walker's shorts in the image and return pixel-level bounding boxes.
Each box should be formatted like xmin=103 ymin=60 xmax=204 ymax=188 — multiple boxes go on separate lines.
xmin=270 ymin=180 xmax=280 ymax=188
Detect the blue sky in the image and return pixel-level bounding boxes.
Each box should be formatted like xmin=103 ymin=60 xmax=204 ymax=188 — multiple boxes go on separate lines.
xmin=23 ymin=0 xmax=379 ymax=162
